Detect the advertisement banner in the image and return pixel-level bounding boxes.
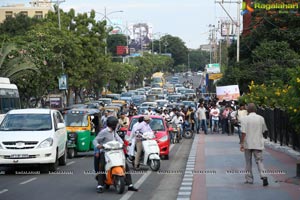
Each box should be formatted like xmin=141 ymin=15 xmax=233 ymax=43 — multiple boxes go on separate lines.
xmin=206 ymin=63 xmax=221 ymax=74
xmin=58 ymin=74 xmax=67 ymax=90
xmin=209 ymin=73 xmax=223 ymax=80
xmin=216 ymin=85 xmax=240 ymax=101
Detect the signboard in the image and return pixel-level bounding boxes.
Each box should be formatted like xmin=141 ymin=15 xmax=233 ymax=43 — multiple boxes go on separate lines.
xmin=116 ymin=46 xmax=128 ymax=55
xmin=58 ymin=74 xmax=67 ymax=90
xmin=206 ymin=63 xmax=221 ymax=74
xmin=216 ymin=85 xmax=240 ymax=101
xmin=209 ymin=73 xmax=223 ymax=80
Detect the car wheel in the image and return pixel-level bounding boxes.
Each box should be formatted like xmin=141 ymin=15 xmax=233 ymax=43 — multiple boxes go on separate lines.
xmin=48 ymin=150 xmax=59 ymax=172
xmin=59 ymin=145 xmax=67 ymax=166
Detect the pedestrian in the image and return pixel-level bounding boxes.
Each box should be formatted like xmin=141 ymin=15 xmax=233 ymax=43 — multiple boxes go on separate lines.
xmin=240 ymin=103 xmax=269 ymax=186
xmin=196 ymin=103 xmax=208 ymax=134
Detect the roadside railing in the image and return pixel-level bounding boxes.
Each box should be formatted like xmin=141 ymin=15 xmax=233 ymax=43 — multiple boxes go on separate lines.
xmin=257 ymin=107 xmax=300 ymax=151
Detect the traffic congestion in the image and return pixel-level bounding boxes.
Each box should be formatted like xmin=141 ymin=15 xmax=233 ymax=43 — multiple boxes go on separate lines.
xmin=0 ymin=72 xmax=206 ymax=199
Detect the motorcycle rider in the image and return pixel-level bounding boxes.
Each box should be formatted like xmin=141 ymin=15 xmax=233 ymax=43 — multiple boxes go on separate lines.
xmin=93 ymin=116 xmax=138 ymax=193
xmin=132 ymin=115 xmax=153 ymax=170
xmin=171 ymin=111 xmax=184 ymax=141
xmin=118 ymin=112 xmax=129 ymax=128
xmin=127 ymin=116 xmax=144 ymax=162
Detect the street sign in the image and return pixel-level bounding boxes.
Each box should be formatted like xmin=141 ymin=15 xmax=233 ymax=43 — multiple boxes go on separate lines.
xmin=206 ymin=63 xmax=221 ymax=73
xmin=58 ymin=74 xmax=67 ymax=90
xmin=209 ymin=73 xmax=223 ymax=80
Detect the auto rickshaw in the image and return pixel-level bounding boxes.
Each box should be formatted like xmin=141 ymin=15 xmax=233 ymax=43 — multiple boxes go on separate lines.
xmin=63 ymin=108 xmax=101 ymax=158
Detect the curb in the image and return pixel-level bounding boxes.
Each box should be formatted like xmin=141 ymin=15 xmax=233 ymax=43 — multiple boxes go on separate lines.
xmin=264 ymin=139 xmax=300 ymax=161
xmin=176 ymin=134 xmax=199 ymax=200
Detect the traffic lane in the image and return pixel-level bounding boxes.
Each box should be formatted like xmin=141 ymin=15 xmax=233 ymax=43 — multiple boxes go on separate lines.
xmin=0 ymin=141 xmax=190 ymax=200
xmin=0 ymin=153 xmax=134 ymax=200
xmin=129 ymin=138 xmax=193 ymax=200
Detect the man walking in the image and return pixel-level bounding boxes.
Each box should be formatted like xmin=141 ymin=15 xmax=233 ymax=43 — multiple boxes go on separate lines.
xmin=240 ymin=103 xmax=269 ymax=186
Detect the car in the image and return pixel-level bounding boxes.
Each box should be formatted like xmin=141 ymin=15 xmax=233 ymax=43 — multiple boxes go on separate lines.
xmin=141 ymin=101 xmax=158 ymax=108
xmin=125 ymin=115 xmax=171 ymax=159
xmin=182 ymin=101 xmax=196 ymax=109
xmin=98 ymin=98 xmax=112 ymax=106
xmin=155 ymin=99 xmax=169 ymax=109
xmin=0 ymin=108 xmax=67 ymax=171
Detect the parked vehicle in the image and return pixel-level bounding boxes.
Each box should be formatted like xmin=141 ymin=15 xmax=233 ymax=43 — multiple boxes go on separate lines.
xmin=0 ymin=108 xmax=67 ymax=171
xmin=63 ymin=108 xmax=101 ymax=158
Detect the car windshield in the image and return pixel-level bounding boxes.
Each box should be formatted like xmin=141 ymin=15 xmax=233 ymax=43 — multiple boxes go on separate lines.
xmin=64 ymin=113 xmax=89 ymax=127
xmin=156 ymin=101 xmax=167 ymax=106
xmin=0 ymin=114 xmax=52 ymax=131
xmin=129 ymin=118 xmax=165 ymax=131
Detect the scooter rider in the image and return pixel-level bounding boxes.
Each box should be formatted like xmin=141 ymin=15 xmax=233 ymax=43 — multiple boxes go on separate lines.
xmin=171 ymin=111 xmax=184 ymax=140
xmin=93 ymin=116 xmax=138 ymax=193
xmin=127 ymin=116 xmax=144 ymax=162
xmin=133 ymin=115 xmax=153 ymax=170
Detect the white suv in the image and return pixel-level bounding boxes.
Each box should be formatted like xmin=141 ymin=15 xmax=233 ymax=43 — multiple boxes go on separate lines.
xmin=0 ymin=108 xmax=67 ymax=171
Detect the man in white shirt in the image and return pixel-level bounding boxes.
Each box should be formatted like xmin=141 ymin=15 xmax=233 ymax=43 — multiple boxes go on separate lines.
xmin=127 ymin=116 xmax=144 ymax=162
xmin=209 ymin=104 xmax=220 ymax=134
xmin=171 ymin=111 xmax=184 ymax=141
xmin=196 ymin=103 xmax=207 ymax=134
xmin=240 ymin=103 xmax=269 ymax=186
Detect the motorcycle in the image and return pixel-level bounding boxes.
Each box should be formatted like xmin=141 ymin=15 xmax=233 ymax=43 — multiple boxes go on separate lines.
xmin=132 ymin=131 xmax=161 ymax=171
xmin=102 ymin=140 xmax=126 ymax=194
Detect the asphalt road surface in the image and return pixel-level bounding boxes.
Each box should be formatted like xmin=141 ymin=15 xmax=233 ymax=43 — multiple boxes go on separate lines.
xmin=0 ymin=138 xmax=193 ymax=200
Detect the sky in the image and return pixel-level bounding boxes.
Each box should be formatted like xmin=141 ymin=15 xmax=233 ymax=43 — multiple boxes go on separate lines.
xmin=0 ymin=0 xmax=239 ymax=49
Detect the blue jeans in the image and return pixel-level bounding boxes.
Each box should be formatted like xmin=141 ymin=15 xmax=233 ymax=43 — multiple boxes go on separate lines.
xmin=211 ymin=119 xmax=219 ymax=133
xmin=200 ymin=119 xmax=208 ymax=134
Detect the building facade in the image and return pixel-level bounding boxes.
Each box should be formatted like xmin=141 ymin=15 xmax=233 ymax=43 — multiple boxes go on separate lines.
xmin=0 ymin=1 xmax=52 ymax=23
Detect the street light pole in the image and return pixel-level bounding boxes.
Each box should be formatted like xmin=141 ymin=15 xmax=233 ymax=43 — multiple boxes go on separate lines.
xmin=95 ymin=8 xmax=124 ymax=55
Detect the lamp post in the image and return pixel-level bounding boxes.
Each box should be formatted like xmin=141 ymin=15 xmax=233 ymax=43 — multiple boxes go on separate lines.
xmin=95 ymin=8 xmax=124 ymax=55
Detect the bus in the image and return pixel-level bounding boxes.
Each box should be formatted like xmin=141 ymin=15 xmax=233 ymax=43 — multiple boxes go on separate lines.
xmin=151 ymin=72 xmax=165 ymax=88
xmin=0 ymin=77 xmax=21 ymax=122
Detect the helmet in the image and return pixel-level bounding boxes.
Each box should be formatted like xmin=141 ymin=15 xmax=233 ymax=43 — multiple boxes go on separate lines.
xmin=106 ymin=116 xmax=119 ymax=130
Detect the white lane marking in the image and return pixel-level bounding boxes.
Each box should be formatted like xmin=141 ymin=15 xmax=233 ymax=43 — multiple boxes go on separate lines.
xmin=19 ymin=177 xmax=37 ymax=185
xmin=0 ymin=189 xmax=8 ymax=194
xmin=119 ymin=142 xmax=177 ymax=200
xmin=119 ymin=171 xmax=152 ymax=200
xmin=66 ymin=161 xmax=75 ymax=166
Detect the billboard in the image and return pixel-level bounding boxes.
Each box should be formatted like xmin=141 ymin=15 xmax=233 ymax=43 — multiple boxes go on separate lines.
xmin=128 ymin=22 xmax=153 ymax=52
xmin=206 ymin=63 xmax=221 ymax=74
xmin=216 ymin=85 xmax=240 ymax=101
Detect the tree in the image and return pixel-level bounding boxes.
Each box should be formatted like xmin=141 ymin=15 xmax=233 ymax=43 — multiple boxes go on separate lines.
xmin=107 ymin=34 xmax=128 ymax=56
xmin=188 ymin=49 xmax=210 ymax=72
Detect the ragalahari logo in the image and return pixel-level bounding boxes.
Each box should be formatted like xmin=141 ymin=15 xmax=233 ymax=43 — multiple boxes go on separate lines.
xmin=241 ymin=1 xmax=254 ymax=15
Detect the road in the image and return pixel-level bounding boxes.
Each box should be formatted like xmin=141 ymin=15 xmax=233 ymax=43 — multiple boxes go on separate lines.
xmin=0 ymin=138 xmax=193 ymax=200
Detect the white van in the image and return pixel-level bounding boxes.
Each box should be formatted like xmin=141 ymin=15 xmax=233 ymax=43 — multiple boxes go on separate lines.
xmin=0 ymin=109 xmax=67 ymax=171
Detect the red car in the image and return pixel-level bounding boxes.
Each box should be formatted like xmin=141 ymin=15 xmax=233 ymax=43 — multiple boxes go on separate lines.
xmin=124 ymin=115 xmax=172 ymax=160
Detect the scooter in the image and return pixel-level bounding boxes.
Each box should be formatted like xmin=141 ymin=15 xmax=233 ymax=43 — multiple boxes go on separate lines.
xmin=103 ymin=140 xmax=126 ymax=194
xmin=133 ymin=131 xmax=161 ymax=171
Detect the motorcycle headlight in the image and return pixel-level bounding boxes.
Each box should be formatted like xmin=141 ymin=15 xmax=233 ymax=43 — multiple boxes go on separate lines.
xmin=159 ymin=135 xmax=168 ymax=142
xmin=37 ymin=138 xmax=53 ymax=148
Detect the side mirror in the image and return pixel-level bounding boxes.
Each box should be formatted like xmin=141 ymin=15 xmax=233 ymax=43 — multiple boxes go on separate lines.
xmin=58 ymin=122 xmax=66 ymax=129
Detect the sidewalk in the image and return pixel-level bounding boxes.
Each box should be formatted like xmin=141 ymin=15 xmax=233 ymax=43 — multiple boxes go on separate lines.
xmin=177 ymin=133 xmax=300 ymax=200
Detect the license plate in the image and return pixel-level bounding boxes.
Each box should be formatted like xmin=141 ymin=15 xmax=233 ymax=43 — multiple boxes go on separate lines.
xmin=10 ymin=154 xmax=29 ymax=159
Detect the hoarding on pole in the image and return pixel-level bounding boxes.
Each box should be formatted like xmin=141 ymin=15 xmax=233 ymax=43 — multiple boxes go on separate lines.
xmin=216 ymin=85 xmax=240 ymax=101
xmin=206 ymin=63 xmax=221 ymax=73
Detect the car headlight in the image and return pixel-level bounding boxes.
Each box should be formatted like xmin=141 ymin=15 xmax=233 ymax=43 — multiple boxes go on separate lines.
xmin=37 ymin=138 xmax=53 ymax=148
xmin=159 ymin=135 xmax=168 ymax=142
xmin=0 ymin=143 xmax=3 ymax=149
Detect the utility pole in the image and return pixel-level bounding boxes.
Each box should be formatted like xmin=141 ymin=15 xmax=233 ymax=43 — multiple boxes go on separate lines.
xmin=215 ymin=0 xmax=241 ymax=62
